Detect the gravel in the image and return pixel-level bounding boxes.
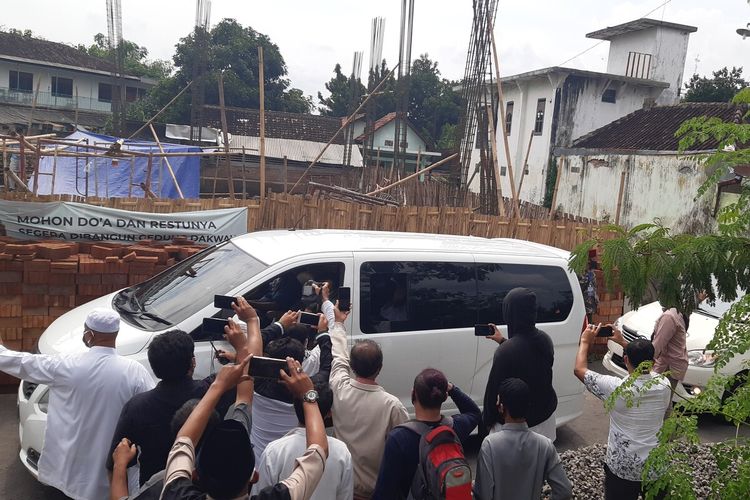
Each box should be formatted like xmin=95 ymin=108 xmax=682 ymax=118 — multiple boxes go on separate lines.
xmin=541 ymin=443 xmax=722 ymax=499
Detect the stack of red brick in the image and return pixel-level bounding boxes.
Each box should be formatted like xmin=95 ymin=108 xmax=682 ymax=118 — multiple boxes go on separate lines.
xmin=589 ymin=264 xmax=625 ymax=347
xmin=0 ymin=237 xmax=205 ymax=353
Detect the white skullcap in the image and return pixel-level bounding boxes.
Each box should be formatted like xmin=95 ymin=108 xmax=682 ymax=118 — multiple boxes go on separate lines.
xmin=85 ymin=308 xmax=120 ymax=334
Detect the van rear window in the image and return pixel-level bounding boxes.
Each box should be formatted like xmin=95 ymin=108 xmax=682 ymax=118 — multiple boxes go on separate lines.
xmin=359 ymin=261 xmax=574 ymax=334
xmin=476 ymin=263 xmax=574 ymax=325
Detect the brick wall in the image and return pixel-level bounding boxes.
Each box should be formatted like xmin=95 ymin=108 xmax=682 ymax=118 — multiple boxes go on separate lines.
xmin=0 ymin=237 xmax=205 ymax=385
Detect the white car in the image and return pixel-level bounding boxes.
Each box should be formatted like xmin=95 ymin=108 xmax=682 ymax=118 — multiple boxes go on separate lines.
xmin=603 ymin=295 xmax=744 ymax=399
xmin=17 ymin=229 xmax=586 ymax=477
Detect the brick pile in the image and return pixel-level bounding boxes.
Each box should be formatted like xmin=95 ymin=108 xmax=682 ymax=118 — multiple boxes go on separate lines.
xmin=0 ymin=237 xmax=205 ymax=357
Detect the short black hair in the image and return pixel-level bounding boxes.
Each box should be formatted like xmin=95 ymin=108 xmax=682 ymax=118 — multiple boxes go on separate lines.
xmin=413 ymin=368 xmax=448 ymax=410
xmin=148 ymin=330 xmax=194 ymax=381
xmin=170 ymin=399 xmax=220 ymax=446
xmin=293 ymin=382 xmax=333 ymax=424
xmin=266 ymin=337 xmax=305 ymax=363
xmin=625 ymin=338 xmax=655 ymax=372
xmin=286 ymin=324 xmax=312 ymax=347
xmin=497 ymin=378 xmax=530 ymax=419
xmin=350 ymin=340 xmax=383 ymax=378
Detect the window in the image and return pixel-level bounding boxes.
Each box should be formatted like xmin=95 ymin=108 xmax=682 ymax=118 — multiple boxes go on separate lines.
xmin=113 ymin=242 xmax=267 ymax=330
xmin=505 ymin=101 xmax=514 ymax=135
xmin=98 ymin=83 xmax=112 ymax=102
xmin=534 ymin=98 xmax=546 ymax=135
xmin=126 ymin=86 xmax=146 ymax=102
xmin=625 ymin=52 xmax=652 ymax=79
xmin=602 ymin=89 xmax=616 ymax=103
xmin=9 ymin=70 xmax=33 ymax=92
xmin=384 ymin=139 xmax=394 ymax=147
xmin=476 ymin=263 xmax=574 ymax=325
xmin=500 ymin=166 xmax=507 ymax=176
xmin=51 ymin=76 xmax=73 ymax=97
xmin=360 ymin=261 xmax=477 ymax=334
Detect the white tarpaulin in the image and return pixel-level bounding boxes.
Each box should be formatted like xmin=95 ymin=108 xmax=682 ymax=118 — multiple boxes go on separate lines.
xmin=0 ymin=200 xmax=248 ymax=245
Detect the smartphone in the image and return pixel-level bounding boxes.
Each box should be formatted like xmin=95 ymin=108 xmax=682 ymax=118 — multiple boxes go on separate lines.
xmin=597 ymin=325 xmax=614 ymax=337
xmin=474 ymin=324 xmax=494 ymax=337
xmin=298 ymin=311 xmax=320 ymax=326
xmin=202 ymin=317 xmax=229 ymax=337
xmin=338 ymin=287 xmax=351 ymax=312
xmin=214 ymin=295 xmax=237 ymax=309
xmin=249 ymin=356 xmax=290 ymax=379
xmin=209 ymin=340 xmax=230 ymax=365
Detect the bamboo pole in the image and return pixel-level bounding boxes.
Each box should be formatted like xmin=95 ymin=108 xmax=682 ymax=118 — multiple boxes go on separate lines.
xmin=74 ymin=86 xmax=79 ymax=130
xmin=5 ymin=167 xmax=31 ymax=193
xmin=217 ymin=72 xmax=235 ymax=198
xmin=50 ymin=148 xmax=58 ymax=195
xmin=367 ymin=153 xmax=457 ymax=196
xmin=489 ymin=24 xmax=520 ymax=215
xmin=148 ymin=123 xmax=185 ymax=199
xmin=548 ymin=156 xmax=564 ymax=219
xmin=241 ymin=146 xmax=247 ymax=198
xmin=517 ymin=130 xmax=534 ymax=203
xmin=289 ymin=63 xmax=399 ymax=193
xmin=32 ymin=139 xmax=40 ymax=195
xmin=144 ymin=153 xmax=154 ymax=197
xmin=614 ymin=170 xmax=626 ymax=225
xmin=283 ymin=155 xmax=288 ymax=194
xmin=128 ymin=80 xmax=193 ymax=139
xmin=1 ymin=139 xmax=6 ymax=192
xmin=259 ymin=46 xmax=267 ymax=204
xmin=486 ymin=105 xmax=508 ymax=217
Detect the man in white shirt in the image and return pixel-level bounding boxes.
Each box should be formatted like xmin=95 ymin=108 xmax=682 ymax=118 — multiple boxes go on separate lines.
xmin=255 ymin=382 xmax=353 ymax=500
xmin=574 ymin=323 xmax=671 ymax=500
xmin=0 ymin=308 xmax=154 ymax=500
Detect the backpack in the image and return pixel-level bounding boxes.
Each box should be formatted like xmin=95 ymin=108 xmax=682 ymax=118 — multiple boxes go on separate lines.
xmin=398 ymin=418 xmax=472 ymax=500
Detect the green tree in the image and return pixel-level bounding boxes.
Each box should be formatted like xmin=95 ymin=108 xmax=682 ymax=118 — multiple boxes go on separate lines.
xmin=318 ymin=63 xmax=366 ymax=116
xmin=76 ymin=33 xmax=171 ymax=80
xmin=134 ymin=19 xmax=312 ymax=124
xmin=684 ymin=67 xmax=747 ymax=103
xmin=569 ymin=105 xmax=750 ymax=499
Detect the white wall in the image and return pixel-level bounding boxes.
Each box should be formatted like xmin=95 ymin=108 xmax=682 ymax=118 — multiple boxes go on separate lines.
xmin=554 ymin=153 xmax=715 ymax=232
xmin=606 ymin=29 xmax=657 ymax=76
xmin=372 ymin=120 xmax=429 ymax=153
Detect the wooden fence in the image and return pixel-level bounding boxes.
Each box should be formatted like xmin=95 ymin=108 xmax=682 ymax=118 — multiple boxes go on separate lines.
xmin=0 ymin=192 xmax=609 ymax=251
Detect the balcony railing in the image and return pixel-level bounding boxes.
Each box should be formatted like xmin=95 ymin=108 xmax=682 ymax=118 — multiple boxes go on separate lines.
xmin=0 ymin=87 xmax=112 ymax=113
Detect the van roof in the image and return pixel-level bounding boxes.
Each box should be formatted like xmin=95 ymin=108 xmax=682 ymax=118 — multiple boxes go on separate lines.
xmin=231 ymin=229 xmax=568 ymax=265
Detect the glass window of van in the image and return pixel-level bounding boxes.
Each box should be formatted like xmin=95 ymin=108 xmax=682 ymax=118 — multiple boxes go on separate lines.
xmin=113 ymin=242 xmax=266 ymax=329
xmin=360 ymin=261 xmax=477 ymax=334
xmin=476 ymin=263 xmax=574 ymax=325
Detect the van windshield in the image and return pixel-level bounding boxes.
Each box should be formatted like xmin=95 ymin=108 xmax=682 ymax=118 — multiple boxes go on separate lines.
xmin=697 ymin=293 xmax=744 ymax=319
xmin=113 ymin=242 xmax=266 ymax=329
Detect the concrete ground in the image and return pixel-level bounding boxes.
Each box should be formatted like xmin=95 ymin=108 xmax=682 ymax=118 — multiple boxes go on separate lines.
xmin=1 ymin=360 xmax=747 ymax=499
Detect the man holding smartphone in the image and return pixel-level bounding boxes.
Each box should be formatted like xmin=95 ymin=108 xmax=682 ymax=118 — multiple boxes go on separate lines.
xmin=574 ymin=323 xmax=671 ymax=500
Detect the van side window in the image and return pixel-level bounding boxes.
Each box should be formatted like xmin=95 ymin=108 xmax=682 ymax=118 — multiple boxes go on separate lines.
xmin=476 ymin=263 xmax=574 ymax=325
xmin=360 ymin=261 xmax=476 ymax=334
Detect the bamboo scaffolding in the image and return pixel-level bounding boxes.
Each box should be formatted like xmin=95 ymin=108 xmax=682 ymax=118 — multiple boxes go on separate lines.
xmin=366 ymin=153 xmax=458 ymax=196
xmin=148 ymin=124 xmax=185 ymax=199
xmin=217 ymin=72 xmax=235 ymax=198
xmin=258 ymin=46 xmax=267 ymax=205
xmin=128 ymin=80 xmax=193 ymax=139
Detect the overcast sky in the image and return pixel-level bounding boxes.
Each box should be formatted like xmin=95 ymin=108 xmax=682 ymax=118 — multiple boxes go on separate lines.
xmin=2 ymin=0 xmax=749 ymax=103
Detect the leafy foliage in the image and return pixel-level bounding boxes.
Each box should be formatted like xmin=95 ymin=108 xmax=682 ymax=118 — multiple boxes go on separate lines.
xmin=134 ymin=19 xmax=312 ymax=123
xmin=571 ymin=104 xmax=750 ymax=499
xmin=317 ymin=63 xmax=366 ymax=117
xmin=76 ymin=33 xmax=171 ymax=80
xmin=683 ymin=67 xmax=747 ymax=103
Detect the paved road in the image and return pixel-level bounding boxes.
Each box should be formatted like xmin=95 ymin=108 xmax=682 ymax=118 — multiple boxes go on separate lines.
xmin=1 ymin=360 xmax=747 ymax=499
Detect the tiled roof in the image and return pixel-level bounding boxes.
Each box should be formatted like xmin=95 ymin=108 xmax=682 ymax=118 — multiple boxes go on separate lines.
xmin=0 ymin=31 xmax=116 ymax=74
xmin=571 ymin=103 xmax=748 ymax=152
xmin=203 ymin=105 xmax=347 ymax=144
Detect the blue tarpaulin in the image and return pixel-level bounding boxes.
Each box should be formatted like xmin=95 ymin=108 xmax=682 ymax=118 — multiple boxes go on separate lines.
xmin=29 ymin=130 xmax=201 ymax=198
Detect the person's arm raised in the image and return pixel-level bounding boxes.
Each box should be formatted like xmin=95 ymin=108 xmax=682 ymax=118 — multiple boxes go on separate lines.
xmin=224 ymin=318 xmax=258 ymax=406
xmin=574 ymin=323 xmax=598 ymax=382
xmin=279 ymin=357 xmax=329 ymax=459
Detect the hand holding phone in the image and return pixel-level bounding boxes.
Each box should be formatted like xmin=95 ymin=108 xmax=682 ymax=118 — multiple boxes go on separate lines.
xmin=209 ymin=340 xmax=230 ymax=365
xmin=214 ymin=295 xmax=237 ymax=309
xmin=249 ymin=356 xmax=291 ymax=379
xmin=202 ymin=317 xmax=229 ymax=339
xmin=338 ymin=287 xmax=351 ymax=312
xmin=474 ymin=324 xmax=494 ymax=336
xmin=596 ymin=325 xmax=614 ymax=337
xmin=298 ymin=311 xmax=320 ymax=326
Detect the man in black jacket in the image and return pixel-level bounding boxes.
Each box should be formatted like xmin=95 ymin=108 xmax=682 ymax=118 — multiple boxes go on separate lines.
xmin=482 ymin=287 xmax=558 ymax=441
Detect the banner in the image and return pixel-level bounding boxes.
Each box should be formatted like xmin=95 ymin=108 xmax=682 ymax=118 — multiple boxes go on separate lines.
xmin=0 ymin=201 xmax=248 ymax=244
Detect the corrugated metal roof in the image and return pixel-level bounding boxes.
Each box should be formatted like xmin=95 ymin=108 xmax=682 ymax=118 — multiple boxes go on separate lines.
xmin=231 ymin=135 xmax=363 ymax=167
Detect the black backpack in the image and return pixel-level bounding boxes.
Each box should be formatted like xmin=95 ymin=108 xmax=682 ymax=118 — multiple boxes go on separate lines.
xmin=397 ymin=418 xmax=472 ymax=500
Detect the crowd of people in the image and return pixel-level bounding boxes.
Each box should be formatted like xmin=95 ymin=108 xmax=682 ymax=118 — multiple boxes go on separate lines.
xmin=0 ymin=280 xmax=688 ymax=500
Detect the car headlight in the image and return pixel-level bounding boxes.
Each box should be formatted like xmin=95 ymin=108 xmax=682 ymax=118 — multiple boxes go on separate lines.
xmin=37 ymin=389 xmax=49 ymax=414
xmin=687 ymin=349 xmax=716 ymax=368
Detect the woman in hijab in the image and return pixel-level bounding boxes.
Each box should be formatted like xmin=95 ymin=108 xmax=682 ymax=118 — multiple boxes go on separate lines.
xmin=482 ymin=287 xmax=558 ymax=441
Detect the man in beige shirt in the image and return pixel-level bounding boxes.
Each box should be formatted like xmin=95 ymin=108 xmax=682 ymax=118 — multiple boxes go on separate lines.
xmin=322 ymin=289 xmax=408 ymax=499
xmin=652 ymin=307 xmax=688 ymax=388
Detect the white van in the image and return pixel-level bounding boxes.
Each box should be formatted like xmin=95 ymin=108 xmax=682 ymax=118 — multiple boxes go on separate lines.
xmin=603 ymin=294 xmax=745 ymax=399
xmin=17 ymin=230 xmax=585 ymax=476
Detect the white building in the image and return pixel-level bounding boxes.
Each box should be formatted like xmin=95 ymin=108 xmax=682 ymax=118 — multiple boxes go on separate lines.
xmin=0 ymin=31 xmax=154 ymax=132
xmin=468 ymin=18 xmax=697 ymax=206
xmin=552 ymin=102 xmax=747 ymax=233
xmin=350 ymin=112 xmax=441 ymax=171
